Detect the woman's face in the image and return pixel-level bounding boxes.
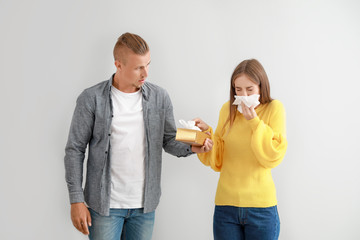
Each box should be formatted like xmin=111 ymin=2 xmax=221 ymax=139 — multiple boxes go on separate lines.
xmin=234 ymin=74 xmax=260 ymax=96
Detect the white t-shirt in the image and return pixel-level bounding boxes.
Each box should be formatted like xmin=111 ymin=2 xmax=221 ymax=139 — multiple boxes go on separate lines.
xmin=109 ymin=86 xmax=146 ymax=208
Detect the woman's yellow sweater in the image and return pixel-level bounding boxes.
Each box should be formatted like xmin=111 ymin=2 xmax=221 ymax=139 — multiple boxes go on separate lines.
xmin=198 ymin=100 xmax=287 ymax=207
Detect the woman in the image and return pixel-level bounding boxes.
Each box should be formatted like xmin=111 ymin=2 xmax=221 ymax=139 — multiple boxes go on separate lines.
xmin=195 ymin=59 xmax=287 ymax=240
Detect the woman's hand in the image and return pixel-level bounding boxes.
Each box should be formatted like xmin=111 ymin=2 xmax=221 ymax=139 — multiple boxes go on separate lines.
xmin=191 ymin=118 xmax=212 ymax=153
xmin=241 ymin=102 xmax=257 ymax=120
xmin=193 ymin=118 xmax=209 ymax=132
xmin=192 ymin=137 xmax=213 ymax=153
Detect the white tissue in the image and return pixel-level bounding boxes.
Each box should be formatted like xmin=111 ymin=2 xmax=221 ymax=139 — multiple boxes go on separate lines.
xmin=179 ymin=119 xmax=201 ymax=131
xmin=232 ymin=94 xmax=260 ymax=113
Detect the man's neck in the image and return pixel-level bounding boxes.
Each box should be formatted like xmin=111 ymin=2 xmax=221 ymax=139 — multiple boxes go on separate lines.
xmin=112 ymin=73 xmax=140 ymax=93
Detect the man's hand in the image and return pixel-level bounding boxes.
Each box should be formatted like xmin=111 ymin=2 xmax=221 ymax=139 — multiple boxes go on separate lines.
xmin=192 ymin=137 xmax=213 ymax=153
xmin=71 ymin=202 xmax=92 ymax=235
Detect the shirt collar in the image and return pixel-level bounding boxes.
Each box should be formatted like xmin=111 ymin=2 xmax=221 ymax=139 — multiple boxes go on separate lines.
xmin=108 ymin=74 xmax=149 ymax=100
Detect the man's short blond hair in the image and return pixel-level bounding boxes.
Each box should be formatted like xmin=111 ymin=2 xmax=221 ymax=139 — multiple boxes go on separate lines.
xmin=113 ymin=32 xmax=149 ymax=64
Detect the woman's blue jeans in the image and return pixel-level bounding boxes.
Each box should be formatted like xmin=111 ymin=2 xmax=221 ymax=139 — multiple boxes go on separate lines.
xmin=88 ymin=208 xmax=155 ymax=240
xmin=213 ymin=205 xmax=280 ymax=240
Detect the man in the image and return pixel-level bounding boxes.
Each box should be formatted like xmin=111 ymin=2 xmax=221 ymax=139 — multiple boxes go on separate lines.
xmin=64 ymin=32 xmax=212 ymax=240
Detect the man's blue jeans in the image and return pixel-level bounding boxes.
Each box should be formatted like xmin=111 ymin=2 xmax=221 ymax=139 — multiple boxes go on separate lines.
xmin=213 ymin=205 xmax=280 ymax=240
xmin=88 ymin=208 xmax=155 ymax=240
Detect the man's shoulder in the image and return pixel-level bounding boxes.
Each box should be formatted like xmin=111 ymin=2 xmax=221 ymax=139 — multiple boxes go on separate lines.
xmin=83 ymin=79 xmax=110 ymax=95
xmin=142 ymin=81 xmax=173 ymax=108
xmin=143 ymin=81 xmax=169 ymax=99
xmin=143 ymin=81 xmax=166 ymax=93
xmin=76 ymin=78 xmax=110 ymax=104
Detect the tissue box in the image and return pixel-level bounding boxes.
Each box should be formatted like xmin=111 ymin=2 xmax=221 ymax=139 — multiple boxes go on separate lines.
xmin=175 ymin=128 xmax=209 ymax=146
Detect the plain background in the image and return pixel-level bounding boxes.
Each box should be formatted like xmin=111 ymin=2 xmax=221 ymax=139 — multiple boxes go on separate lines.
xmin=1 ymin=0 xmax=359 ymax=239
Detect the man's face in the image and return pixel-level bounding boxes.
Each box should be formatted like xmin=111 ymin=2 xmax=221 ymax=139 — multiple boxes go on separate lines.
xmin=115 ymin=50 xmax=151 ymax=92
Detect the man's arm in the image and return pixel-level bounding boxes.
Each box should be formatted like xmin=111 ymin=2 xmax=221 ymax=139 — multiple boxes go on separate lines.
xmin=64 ymin=90 xmax=94 ymax=235
xmin=161 ymin=92 xmax=194 ymax=157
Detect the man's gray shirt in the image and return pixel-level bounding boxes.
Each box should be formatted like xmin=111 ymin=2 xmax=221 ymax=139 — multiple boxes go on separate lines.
xmin=64 ymin=76 xmax=193 ymax=216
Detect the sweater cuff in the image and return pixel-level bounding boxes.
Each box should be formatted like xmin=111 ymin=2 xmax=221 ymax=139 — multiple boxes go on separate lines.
xmin=247 ymin=116 xmax=261 ymax=131
xmin=203 ymin=126 xmax=213 ymax=136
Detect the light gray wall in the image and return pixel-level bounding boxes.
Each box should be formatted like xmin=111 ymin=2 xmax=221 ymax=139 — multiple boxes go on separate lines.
xmin=1 ymin=0 xmax=359 ymax=239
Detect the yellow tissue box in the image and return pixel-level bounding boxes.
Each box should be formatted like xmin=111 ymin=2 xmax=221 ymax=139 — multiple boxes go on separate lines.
xmin=175 ymin=128 xmax=209 ymax=146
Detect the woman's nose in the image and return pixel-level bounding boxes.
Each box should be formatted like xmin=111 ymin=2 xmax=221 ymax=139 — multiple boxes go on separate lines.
xmin=239 ymin=91 xmax=247 ymax=96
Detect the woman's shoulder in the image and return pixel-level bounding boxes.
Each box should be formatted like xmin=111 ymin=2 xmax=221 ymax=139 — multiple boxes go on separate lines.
xmin=267 ymin=99 xmax=285 ymax=110
xmin=221 ymin=101 xmax=231 ymax=109
xmin=264 ymin=99 xmax=286 ymax=116
xmin=220 ymin=101 xmax=231 ymax=113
